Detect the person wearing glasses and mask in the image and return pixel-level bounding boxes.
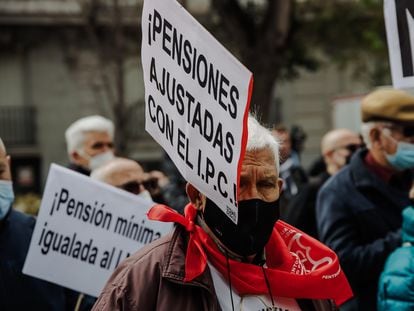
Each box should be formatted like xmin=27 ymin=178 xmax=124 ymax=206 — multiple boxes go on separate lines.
xmin=316 ymin=88 xmax=414 ymax=311
xmin=93 ymin=115 xmax=352 ymax=311
xmin=93 ymin=158 xmax=189 ymax=214
xmin=0 ymin=137 xmax=67 ymax=310
xmin=91 ymin=157 xmax=153 ymax=202
xmin=321 ymin=129 xmax=363 ymax=176
xmin=283 ymin=129 xmax=362 ymax=239
xmin=65 ymin=115 xmax=115 ymax=176
xmin=68 ymin=158 xmax=154 ymax=311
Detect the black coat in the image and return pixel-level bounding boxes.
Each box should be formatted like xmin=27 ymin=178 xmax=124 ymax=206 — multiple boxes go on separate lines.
xmin=0 ymin=209 xmax=68 ymax=310
xmin=316 ymin=149 xmax=411 ymax=310
xmin=283 ymin=171 xmax=330 ymax=239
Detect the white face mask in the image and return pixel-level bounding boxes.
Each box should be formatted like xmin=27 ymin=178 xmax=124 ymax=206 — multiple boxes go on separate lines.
xmin=136 ymin=190 xmax=153 ymax=203
xmin=89 ymin=151 xmax=115 ymax=170
xmin=332 ymin=151 xmax=347 ymax=168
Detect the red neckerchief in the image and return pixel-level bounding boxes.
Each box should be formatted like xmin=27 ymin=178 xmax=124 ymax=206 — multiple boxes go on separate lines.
xmin=148 ymin=203 xmax=353 ymax=306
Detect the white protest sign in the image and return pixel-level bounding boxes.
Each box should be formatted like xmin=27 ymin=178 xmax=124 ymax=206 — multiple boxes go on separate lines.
xmin=385 ymin=0 xmax=414 ymax=88
xmin=23 ymin=164 xmax=173 ymax=297
xmin=141 ymin=0 xmax=253 ymax=223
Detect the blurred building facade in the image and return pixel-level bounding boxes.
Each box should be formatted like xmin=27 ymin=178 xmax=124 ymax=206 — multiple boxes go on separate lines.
xmin=0 ymin=0 xmax=368 ymax=194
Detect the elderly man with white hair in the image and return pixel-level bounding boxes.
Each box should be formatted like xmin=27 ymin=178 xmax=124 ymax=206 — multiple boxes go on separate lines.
xmin=93 ymin=115 xmax=352 ymax=311
xmin=65 ymin=115 xmax=115 ymax=175
xmin=316 ymin=88 xmax=414 ymax=310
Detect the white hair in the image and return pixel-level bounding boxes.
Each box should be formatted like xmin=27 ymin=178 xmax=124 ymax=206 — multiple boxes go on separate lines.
xmin=360 ymin=121 xmax=392 ymax=149
xmin=65 ymin=115 xmax=114 ymax=155
xmin=246 ymin=115 xmax=280 ymax=172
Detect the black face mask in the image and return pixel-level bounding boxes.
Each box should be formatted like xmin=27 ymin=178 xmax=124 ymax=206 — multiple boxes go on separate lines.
xmin=202 ymin=198 xmax=280 ymax=257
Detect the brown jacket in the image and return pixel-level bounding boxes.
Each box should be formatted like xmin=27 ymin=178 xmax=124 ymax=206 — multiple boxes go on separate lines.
xmin=93 ymin=226 xmax=338 ymax=311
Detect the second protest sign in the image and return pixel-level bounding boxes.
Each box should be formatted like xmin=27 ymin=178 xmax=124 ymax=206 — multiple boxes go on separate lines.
xmin=23 ymin=164 xmax=173 ymax=297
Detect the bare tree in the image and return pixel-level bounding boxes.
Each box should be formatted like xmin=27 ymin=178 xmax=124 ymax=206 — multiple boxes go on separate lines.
xmin=208 ymin=0 xmax=387 ymax=121
xmin=78 ymin=0 xmax=141 ymax=154
xmin=209 ymin=0 xmax=295 ymax=117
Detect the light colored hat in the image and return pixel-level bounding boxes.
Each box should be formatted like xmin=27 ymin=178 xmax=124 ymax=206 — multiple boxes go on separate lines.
xmin=361 ymin=88 xmax=414 ymax=124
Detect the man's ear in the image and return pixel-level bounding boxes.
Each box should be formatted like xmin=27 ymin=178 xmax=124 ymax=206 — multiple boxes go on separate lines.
xmin=71 ymin=150 xmax=80 ymax=161
xmin=277 ymin=178 xmax=284 ymax=195
xmin=369 ymin=127 xmax=382 ymax=148
xmin=186 ymin=183 xmax=203 ymax=210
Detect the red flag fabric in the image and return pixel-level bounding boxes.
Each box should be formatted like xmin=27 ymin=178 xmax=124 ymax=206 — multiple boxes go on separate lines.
xmin=147 ymin=203 xmax=353 ymax=306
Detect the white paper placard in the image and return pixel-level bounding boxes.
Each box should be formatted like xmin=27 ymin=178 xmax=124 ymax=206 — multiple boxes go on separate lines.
xmin=385 ymin=0 xmax=414 ymax=88
xmin=141 ymin=0 xmax=253 ymax=223
xmin=23 ymin=164 xmax=173 ymax=297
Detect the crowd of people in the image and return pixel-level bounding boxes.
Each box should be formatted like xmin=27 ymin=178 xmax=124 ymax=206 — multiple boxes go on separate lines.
xmin=0 ymin=87 xmax=414 ymax=310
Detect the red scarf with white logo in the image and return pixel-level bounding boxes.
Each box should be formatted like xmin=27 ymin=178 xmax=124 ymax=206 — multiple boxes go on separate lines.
xmin=148 ymin=203 xmax=353 ymax=306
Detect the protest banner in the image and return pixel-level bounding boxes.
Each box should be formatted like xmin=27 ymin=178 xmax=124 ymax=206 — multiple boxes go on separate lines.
xmin=385 ymin=0 xmax=414 ymax=88
xmin=23 ymin=164 xmax=173 ymax=297
xmin=141 ymin=0 xmax=253 ymax=224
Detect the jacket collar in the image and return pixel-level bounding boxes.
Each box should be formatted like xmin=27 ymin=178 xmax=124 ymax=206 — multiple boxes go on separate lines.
xmin=349 ymin=148 xmax=412 ymax=205
xmin=351 ymin=149 xmax=405 ymax=186
xmin=0 ymin=205 xmax=12 ymax=230
xmin=161 ymin=226 xmax=216 ymax=293
xmin=67 ymin=163 xmax=91 ymax=176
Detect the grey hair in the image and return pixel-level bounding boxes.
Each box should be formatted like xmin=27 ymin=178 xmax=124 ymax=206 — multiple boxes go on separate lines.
xmin=246 ymin=115 xmax=280 ymax=172
xmin=65 ymin=115 xmax=114 ymax=155
xmin=360 ymin=121 xmax=393 ymax=149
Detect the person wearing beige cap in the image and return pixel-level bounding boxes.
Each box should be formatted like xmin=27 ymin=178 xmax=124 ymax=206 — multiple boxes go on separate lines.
xmin=316 ymin=88 xmax=414 ymax=311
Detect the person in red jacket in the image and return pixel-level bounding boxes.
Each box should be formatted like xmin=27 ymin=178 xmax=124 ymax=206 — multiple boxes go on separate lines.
xmin=93 ymin=115 xmax=352 ymax=311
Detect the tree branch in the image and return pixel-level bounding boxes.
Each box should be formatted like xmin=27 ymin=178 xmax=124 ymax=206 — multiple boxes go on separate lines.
xmin=260 ymin=0 xmax=293 ymax=49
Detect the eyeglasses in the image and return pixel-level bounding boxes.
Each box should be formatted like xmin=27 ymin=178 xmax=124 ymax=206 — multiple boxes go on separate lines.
xmin=142 ymin=177 xmax=159 ymax=191
xmin=117 ymin=181 xmax=142 ymax=195
xmin=344 ymin=144 xmax=361 ymax=153
xmin=386 ymin=125 xmax=414 ymax=138
xmin=402 ymin=126 xmax=414 ymax=137
xmin=91 ymin=142 xmax=114 ymax=150
xmin=334 ymin=144 xmax=362 ymax=153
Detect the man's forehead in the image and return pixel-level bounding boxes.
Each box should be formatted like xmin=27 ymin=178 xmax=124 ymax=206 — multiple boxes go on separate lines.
xmin=109 ymin=169 xmax=143 ymax=185
xmin=84 ymin=131 xmax=111 ymax=140
xmin=336 ymin=135 xmax=361 ymax=146
xmin=241 ymin=149 xmax=277 ymax=171
xmin=112 ymin=162 xmax=143 ymax=176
